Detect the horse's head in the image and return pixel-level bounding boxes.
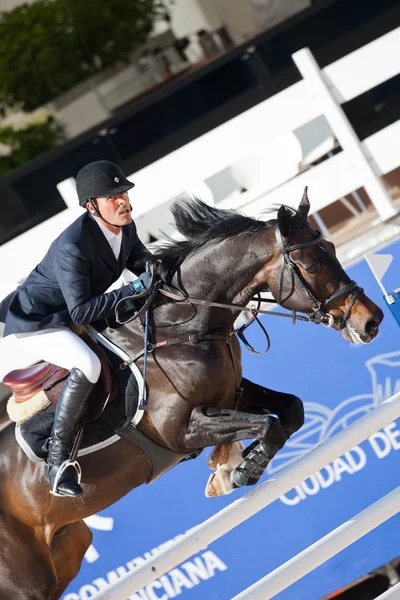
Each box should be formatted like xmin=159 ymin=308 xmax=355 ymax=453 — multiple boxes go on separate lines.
xmin=265 ymin=188 xmax=383 ymax=344
xmin=154 ymin=195 xmax=382 ymax=343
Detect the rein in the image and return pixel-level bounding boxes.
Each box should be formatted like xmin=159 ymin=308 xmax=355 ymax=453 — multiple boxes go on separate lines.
xmin=159 ymin=288 xmax=309 ymax=322
xmin=156 ymin=225 xmax=362 ymax=332
xmin=115 ymin=226 xmax=363 ymax=390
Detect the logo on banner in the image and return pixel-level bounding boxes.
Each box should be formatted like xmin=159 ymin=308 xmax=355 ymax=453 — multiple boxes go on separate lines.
xmin=269 ymin=350 xmax=400 ymax=476
xmin=271 ymin=350 xmax=400 ymax=506
xmin=63 ymin=530 xmax=227 ymax=600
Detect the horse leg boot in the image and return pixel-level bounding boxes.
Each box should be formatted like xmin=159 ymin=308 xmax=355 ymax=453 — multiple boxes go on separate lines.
xmin=45 ymin=368 xmax=94 ymax=497
xmin=182 ymin=406 xmax=287 ymax=495
xmin=231 ymin=440 xmax=272 ymax=488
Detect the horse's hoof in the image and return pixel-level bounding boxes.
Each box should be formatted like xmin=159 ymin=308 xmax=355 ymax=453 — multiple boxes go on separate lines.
xmin=205 ymin=464 xmax=236 ymax=497
xmin=208 ymin=442 xmax=245 ymax=471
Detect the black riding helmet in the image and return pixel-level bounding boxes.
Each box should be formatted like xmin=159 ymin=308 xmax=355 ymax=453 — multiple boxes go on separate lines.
xmin=76 ymin=160 xmax=135 ymax=207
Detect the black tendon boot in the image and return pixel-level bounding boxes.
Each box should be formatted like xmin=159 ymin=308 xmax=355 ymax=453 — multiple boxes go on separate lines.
xmin=45 ymin=368 xmax=95 ymax=497
xmin=231 ymin=440 xmax=271 ymax=488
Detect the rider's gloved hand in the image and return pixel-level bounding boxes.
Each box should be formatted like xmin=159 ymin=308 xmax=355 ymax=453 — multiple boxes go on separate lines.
xmin=128 ymin=271 xmax=152 ymax=295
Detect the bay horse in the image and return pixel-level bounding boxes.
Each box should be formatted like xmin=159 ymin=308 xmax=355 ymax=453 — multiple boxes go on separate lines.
xmin=0 ymin=191 xmax=383 ymax=599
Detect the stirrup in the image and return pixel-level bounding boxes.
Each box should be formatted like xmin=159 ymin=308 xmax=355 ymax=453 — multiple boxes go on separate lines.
xmin=50 ymin=459 xmax=82 ymax=497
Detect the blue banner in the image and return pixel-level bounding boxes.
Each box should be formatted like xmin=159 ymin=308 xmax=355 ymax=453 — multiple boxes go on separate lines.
xmin=63 ymin=238 xmax=400 ymax=600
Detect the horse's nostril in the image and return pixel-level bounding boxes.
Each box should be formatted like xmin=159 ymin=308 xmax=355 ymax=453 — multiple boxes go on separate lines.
xmin=365 ymin=317 xmax=380 ymax=337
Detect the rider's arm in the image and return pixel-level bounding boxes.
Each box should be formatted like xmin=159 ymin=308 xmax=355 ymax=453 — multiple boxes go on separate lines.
xmin=54 ymin=243 xmax=134 ymax=325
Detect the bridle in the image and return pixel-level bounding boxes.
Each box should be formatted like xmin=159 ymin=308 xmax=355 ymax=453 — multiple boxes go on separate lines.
xmin=115 ymin=227 xmax=364 ymax=369
xmin=274 ymin=224 xmax=362 ymax=330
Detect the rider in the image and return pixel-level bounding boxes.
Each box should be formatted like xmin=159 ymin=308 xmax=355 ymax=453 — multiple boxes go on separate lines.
xmin=0 ymin=160 xmax=153 ymax=498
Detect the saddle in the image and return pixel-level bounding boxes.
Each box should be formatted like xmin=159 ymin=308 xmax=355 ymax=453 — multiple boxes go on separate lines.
xmin=3 ymin=336 xmax=115 ymax=423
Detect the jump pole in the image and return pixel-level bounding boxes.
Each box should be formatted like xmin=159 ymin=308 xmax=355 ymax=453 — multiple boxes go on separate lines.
xmin=90 ymin=390 xmax=400 ymax=600
xmin=231 ymin=486 xmax=400 ymax=599
xmin=375 ymin=581 xmax=400 ymax=599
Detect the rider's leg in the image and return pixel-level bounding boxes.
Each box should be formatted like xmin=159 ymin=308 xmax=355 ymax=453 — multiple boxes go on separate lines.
xmin=14 ymin=327 xmax=101 ymax=497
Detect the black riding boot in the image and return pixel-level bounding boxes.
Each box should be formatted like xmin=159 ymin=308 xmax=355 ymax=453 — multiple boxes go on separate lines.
xmin=45 ymin=368 xmax=94 ymax=497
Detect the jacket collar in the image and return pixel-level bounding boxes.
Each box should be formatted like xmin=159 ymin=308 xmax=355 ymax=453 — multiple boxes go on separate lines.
xmin=87 ymin=215 xmax=119 ymax=272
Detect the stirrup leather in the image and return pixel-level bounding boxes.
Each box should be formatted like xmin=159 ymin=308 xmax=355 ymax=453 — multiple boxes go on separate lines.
xmin=49 ymin=459 xmax=82 ymax=497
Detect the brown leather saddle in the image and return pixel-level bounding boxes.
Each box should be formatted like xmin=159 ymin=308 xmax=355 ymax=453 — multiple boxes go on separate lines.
xmin=3 ymin=338 xmax=115 ymax=423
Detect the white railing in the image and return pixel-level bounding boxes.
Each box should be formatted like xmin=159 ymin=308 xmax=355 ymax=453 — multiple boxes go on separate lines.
xmin=231 ymin=487 xmax=400 ymax=599
xmin=0 ymin=27 xmax=399 ymax=292
xmin=375 ymin=582 xmax=400 ymax=599
xmin=130 ymin=26 xmax=400 ymax=213
xmin=87 ymin=390 xmax=400 ymax=600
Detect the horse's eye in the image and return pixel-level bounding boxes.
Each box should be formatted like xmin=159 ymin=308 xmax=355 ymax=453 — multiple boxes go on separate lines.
xmin=306 ymin=265 xmax=318 ymax=274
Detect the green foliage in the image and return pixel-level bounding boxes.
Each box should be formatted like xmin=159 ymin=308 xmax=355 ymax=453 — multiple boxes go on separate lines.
xmin=0 ymin=0 xmax=172 ymax=111
xmin=0 ymin=115 xmax=66 ymax=176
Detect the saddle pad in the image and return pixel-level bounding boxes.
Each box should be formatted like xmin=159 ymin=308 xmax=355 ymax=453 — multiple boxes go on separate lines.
xmin=15 ymin=328 xmax=145 ymax=463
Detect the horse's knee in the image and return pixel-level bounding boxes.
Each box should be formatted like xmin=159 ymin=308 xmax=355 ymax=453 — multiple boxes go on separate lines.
xmin=274 ymin=394 xmax=304 ymax=436
xmin=263 ymin=416 xmax=287 ymax=450
xmin=285 ymin=395 xmax=304 ymax=435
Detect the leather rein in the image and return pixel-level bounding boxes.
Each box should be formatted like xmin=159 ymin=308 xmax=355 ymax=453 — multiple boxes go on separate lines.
xmin=116 ymin=226 xmax=362 ymax=371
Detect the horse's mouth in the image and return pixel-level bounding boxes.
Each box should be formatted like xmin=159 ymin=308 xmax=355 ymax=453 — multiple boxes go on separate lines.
xmin=341 ymin=323 xmax=377 ymax=345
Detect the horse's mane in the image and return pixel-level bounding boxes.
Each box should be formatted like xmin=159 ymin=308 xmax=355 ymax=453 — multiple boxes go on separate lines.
xmin=155 ymin=198 xmax=286 ymax=284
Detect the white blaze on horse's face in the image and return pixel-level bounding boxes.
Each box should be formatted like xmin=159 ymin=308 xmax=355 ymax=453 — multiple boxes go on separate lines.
xmin=340 ymin=297 xmax=383 ymax=345
xmin=269 ymin=189 xmax=383 ymax=345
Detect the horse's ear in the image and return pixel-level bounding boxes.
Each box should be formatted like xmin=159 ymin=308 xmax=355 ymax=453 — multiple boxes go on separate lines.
xmin=298 ymin=186 xmax=310 ymax=219
xmin=277 ymin=205 xmax=293 ymax=238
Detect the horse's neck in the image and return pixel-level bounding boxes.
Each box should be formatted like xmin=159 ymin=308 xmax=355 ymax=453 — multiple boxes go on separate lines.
xmin=185 ymin=233 xmax=275 ymax=302
xmin=156 ymin=232 xmax=276 ymax=332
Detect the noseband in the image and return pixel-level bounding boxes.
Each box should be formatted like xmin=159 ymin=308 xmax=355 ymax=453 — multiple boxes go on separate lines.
xmin=274 ymin=224 xmax=362 ymax=329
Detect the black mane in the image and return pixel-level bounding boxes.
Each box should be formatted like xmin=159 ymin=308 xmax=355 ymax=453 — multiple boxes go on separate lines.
xmin=155 ymin=199 xmax=271 ymax=284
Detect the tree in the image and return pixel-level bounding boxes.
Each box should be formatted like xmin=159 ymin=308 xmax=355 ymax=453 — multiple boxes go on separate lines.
xmin=0 ymin=109 xmax=66 ymax=176
xmin=0 ymin=0 xmax=172 ymax=111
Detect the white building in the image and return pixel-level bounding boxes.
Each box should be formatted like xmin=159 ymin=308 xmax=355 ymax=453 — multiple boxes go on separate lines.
xmin=0 ymin=0 xmax=312 ymax=138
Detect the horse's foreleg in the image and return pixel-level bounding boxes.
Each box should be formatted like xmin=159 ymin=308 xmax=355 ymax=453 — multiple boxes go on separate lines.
xmin=237 ymin=377 xmax=304 ymax=437
xmin=184 ymin=406 xmax=287 ymax=449
xmin=0 ymin=515 xmax=57 ymax=599
xmin=50 ymin=520 xmax=93 ymax=600
xmin=207 ymin=380 xmax=304 ymax=481
xmin=206 ymin=379 xmax=304 ymax=494
xmin=184 ymin=406 xmax=287 ymax=497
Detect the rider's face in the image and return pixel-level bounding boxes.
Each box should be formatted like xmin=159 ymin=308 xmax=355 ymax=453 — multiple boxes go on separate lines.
xmin=89 ymin=192 xmax=132 ymax=227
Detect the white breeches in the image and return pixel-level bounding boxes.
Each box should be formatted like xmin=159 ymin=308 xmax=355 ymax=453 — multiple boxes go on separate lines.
xmin=11 ymin=327 xmax=101 ymax=384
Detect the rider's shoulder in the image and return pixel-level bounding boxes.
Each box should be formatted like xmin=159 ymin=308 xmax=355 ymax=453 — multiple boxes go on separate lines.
xmin=48 ymin=213 xmax=91 ymax=257
xmin=57 ymin=212 xmax=90 ymax=244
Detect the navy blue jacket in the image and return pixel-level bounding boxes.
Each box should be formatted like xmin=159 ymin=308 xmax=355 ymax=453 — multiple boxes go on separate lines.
xmin=0 ymin=213 xmax=152 ymax=336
